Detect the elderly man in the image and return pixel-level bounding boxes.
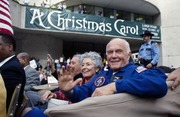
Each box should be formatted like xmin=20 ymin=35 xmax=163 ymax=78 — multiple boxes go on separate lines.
xmin=40 ymin=54 xmax=82 ymax=104
xmin=70 ymin=54 xmax=82 ymax=81
xmin=59 ymin=38 xmax=167 ymax=103
xmin=17 ymin=52 xmax=40 ymax=91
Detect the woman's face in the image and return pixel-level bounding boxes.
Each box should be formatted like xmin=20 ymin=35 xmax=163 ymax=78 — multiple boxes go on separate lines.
xmin=81 ymin=58 xmax=96 ymax=80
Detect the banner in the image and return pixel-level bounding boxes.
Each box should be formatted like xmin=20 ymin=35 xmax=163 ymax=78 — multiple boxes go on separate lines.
xmin=25 ymin=7 xmax=161 ymax=40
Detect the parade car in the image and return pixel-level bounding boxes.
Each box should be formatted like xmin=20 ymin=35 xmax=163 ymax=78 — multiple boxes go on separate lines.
xmin=45 ymin=81 xmax=180 ymax=117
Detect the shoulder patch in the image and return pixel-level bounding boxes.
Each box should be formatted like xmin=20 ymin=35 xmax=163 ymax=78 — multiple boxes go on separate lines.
xmin=154 ymin=43 xmax=159 ymax=47
xmin=152 ymin=42 xmax=159 ymax=48
xmin=136 ymin=66 xmax=147 ymax=73
xmin=94 ymin=76 xmax=106 ymax=87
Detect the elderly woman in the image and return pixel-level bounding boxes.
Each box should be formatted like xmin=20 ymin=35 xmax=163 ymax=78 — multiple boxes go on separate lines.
xmin=80 ymin=51 xmax=103 ymax=85
xmin=23 ymin=51 xmax=103 ymax=117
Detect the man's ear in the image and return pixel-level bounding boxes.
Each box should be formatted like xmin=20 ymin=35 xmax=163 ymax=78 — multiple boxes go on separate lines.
xmin=128 ymin=52 xmax=132 ymax=56
xmin=128 ymin=52 xmax=132 ymax=61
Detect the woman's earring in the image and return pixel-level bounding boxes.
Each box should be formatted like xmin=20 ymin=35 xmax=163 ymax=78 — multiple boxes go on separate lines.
xmin=96 ymin=68 xmax=99 ymax=73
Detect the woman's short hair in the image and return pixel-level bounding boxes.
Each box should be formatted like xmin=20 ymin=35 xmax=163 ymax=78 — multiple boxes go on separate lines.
xmin=80 ymin=51 xmax=103 ymax=71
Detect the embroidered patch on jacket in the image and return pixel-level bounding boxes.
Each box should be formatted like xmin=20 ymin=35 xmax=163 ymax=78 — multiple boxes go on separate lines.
xmin=94 ymin=76 xmax=106 ymax=87
xmin=136 ymin=66 xmax=147 ymax=73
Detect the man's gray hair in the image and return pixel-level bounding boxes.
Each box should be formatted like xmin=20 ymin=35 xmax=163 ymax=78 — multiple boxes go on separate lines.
xmin=106 ymin=38 xmax=131 ymax=53
xmin=73 ymin=54 xmax=82 ymax=63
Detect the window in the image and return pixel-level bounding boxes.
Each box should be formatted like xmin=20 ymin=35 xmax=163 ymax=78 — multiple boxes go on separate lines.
xmin=66 ymin=6 xmax=74 ymax=12
xmin=134 ymin=13 xmax=145 ymax=23
xmin=104 ymin=8 xmax=114 ymax=18
xmin=116 ymin=10 xmax=131 ymax=21
xmin=95 ymin=7 xmax=103 ymax=16
xmin=84 ymin=5 xmax=94 ymax=15
xmin=145 ymin=16 xmax=153 ymax=24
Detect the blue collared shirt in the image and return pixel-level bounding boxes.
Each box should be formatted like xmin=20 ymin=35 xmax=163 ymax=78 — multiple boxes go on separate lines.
xmin=138 ymin=41 xmax=160 ymax=65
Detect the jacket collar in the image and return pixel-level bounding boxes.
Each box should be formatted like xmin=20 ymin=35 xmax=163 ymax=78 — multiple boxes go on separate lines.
xmin=0 ymin=55 xmax=15 ymax=67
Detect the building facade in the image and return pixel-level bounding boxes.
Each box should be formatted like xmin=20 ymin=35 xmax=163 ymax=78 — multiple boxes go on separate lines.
xmin=9 ymin=0 xmax=180 ymax=67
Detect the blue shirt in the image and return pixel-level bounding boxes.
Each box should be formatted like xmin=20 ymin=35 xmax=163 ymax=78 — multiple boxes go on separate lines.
xmin=138 ymin=41 xmax=160 ymax=65
xmin=69 ymin=62 xmax=167 ymax=103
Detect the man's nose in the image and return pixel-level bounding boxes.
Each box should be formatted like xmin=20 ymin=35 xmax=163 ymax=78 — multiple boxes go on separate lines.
xmin=112 ymin=52 xmax=117 ymax=57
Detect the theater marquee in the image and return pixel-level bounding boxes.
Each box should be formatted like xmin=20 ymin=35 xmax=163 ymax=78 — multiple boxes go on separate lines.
xmin=25 ymin=7 xmax=161 ymax=40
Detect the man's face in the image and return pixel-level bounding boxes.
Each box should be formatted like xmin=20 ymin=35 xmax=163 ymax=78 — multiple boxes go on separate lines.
xmin=106 ymin=39 xmax=130 ymax=72
xmin=69 ymin=56 xmax=81 ymax=75
xmin=143 ymin=35 xmax=151 ymax=43
xmin=17 ymin=54 xmax=25 ymax=67
xmin=0 ymin=36 xmax=10 ymax=62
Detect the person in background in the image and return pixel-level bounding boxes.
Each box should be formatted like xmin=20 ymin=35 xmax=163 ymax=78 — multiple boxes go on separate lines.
xmin=0 ymin=0 xmax=26 ymax=113
xmin=23 ymin=0 xmax=30 ymax=5
xmin=41 ymin=54 xmax=57 ymax=85
xmin=70 ymin=54 xmax=82 ymax=81
xmin=17 ymin=52 xmax=41 ymax=91
xmin=43 ymin=0 xmax=50 ymax=7
xmin=40 ymin=54 xmax=83 ymax=104
xmin=59 ymin=38 xmax=167 ymax=103
xmin=59 ymin=54 xmax=65 ymax=66
xmin=67 ymin=57 xmax=71 ymax=65
xmin=78 ymin=5 xmax=83 ymax=14
xmin=138 ymin=31 xmax=160 ymax=68
xmin=40 ymin=54 xmax=83 ymax=106
xmin=57 ymin=3 xmax=63 ymax=11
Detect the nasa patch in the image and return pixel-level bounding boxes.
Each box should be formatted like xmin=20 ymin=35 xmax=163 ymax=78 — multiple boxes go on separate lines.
xmin=94 ymin=76 xmax=106 ymax=87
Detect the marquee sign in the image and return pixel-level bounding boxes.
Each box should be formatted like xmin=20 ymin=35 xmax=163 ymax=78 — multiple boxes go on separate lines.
xmin=25 ymin=7 xmax=161 ymax=40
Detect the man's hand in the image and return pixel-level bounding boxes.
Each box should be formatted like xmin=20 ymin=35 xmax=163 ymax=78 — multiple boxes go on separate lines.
xmin=167 ymin=68 xmax=180 ymax=90
xmin=41 ymin=90 xmax=56 ymax=104
xmin=146 ymin=63 xmax=153 ymax=68
xmin=58 ymin=65 xmax=82 ymax=94
xmin=91 ymin=82 xmax=116 ymax=97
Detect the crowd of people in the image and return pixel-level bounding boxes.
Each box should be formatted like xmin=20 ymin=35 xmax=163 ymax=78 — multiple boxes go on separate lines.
xmin=1 ymin=0 xmax=180 ymax=117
